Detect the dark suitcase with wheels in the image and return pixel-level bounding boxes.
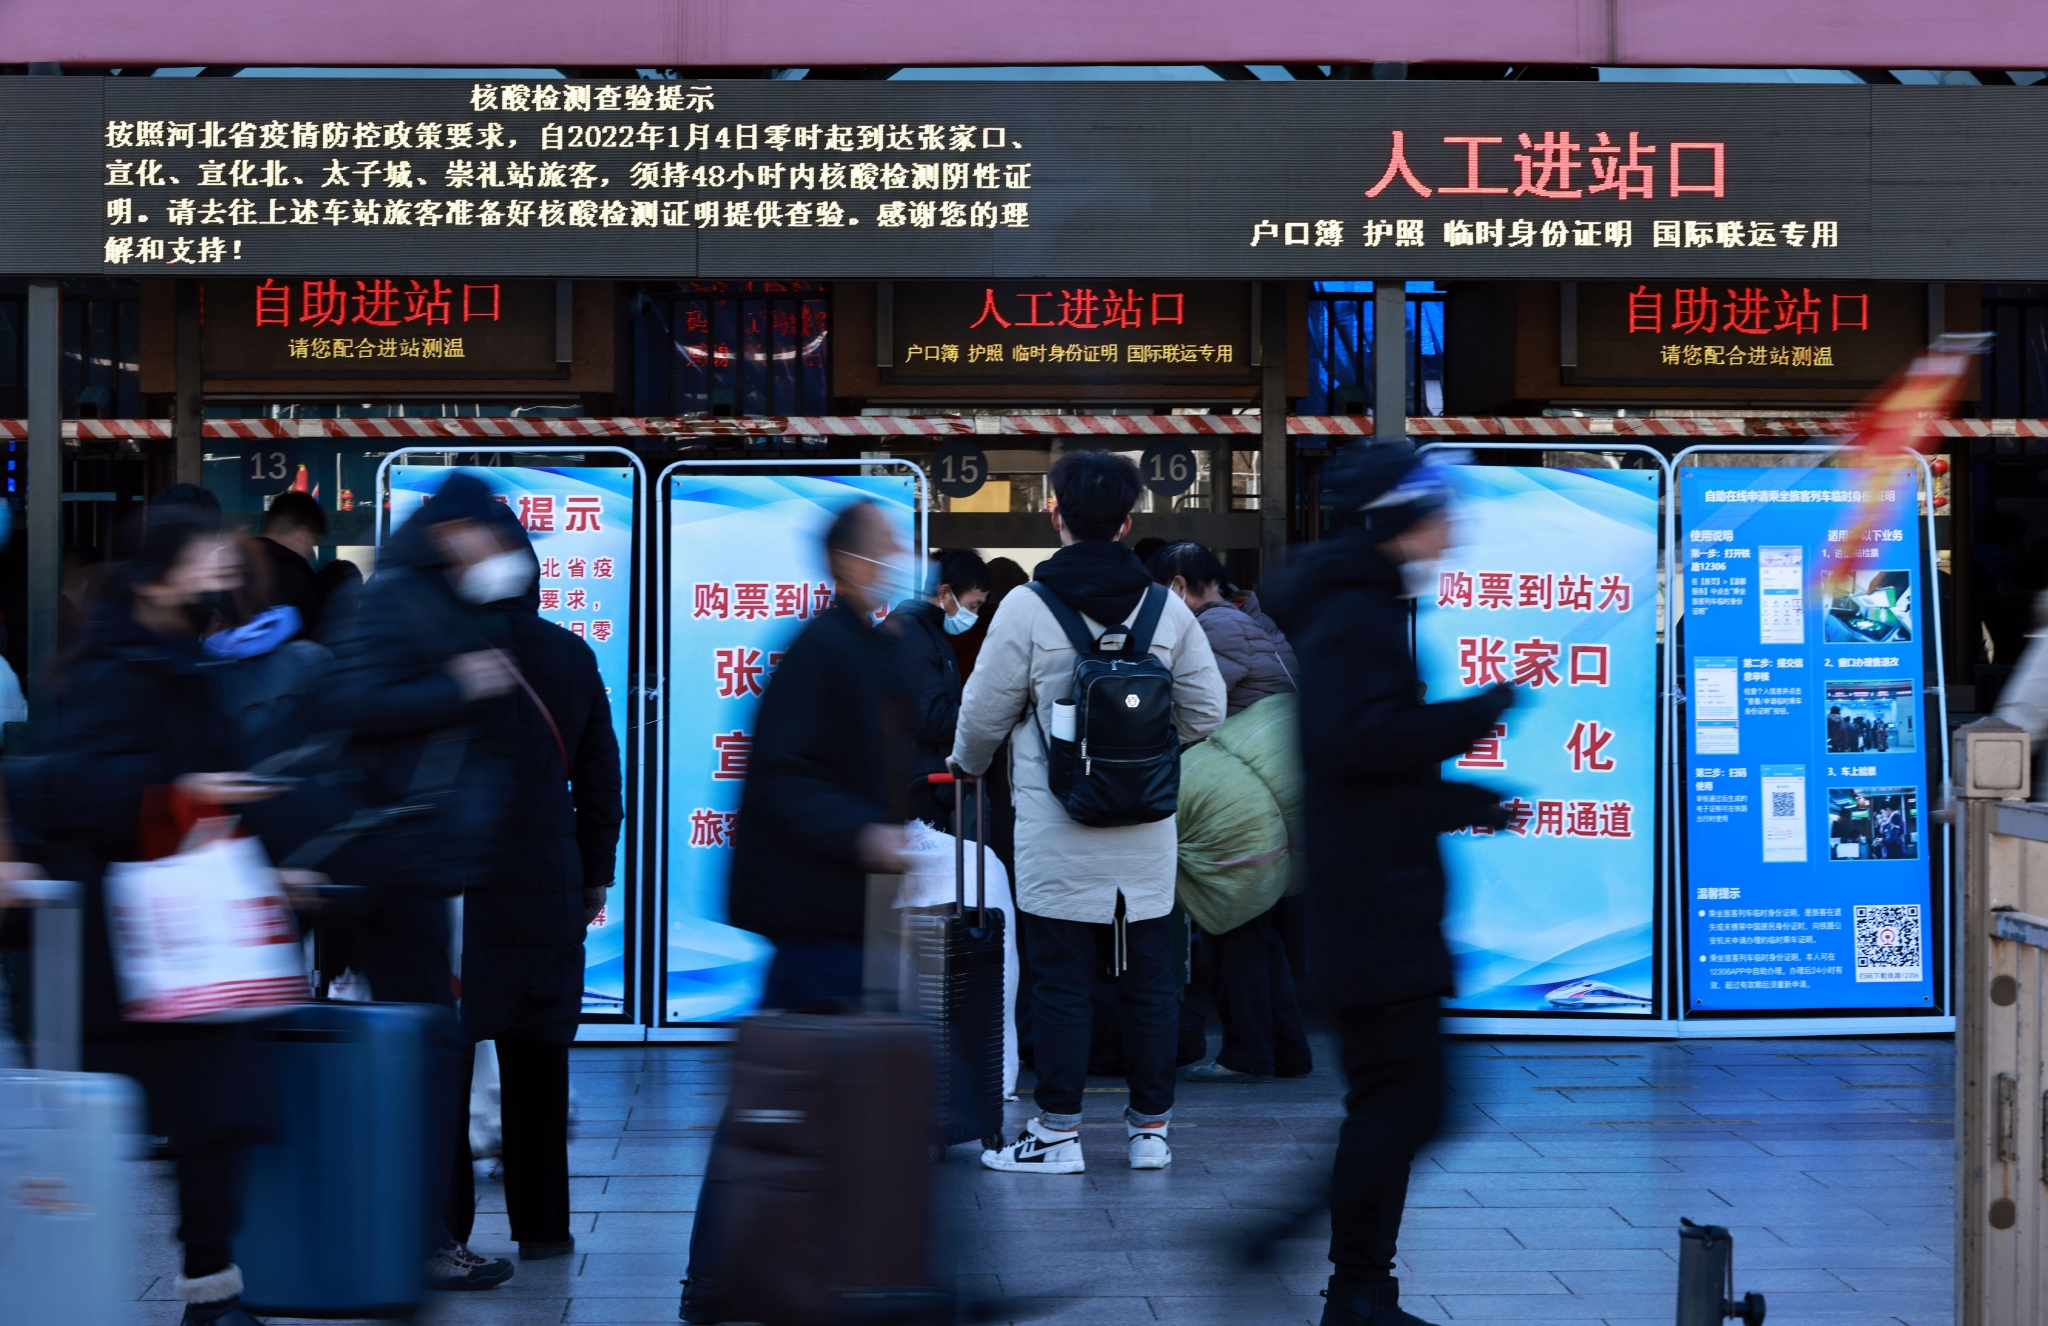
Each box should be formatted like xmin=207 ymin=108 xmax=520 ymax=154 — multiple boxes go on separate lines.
xmin=681 ymin=1012 xmax=944 ymax=1326
xmin=903 ymin=773 xmax=1007 ymax=1152
xmin=236 ymin=1002 xmax=434 ymax=1319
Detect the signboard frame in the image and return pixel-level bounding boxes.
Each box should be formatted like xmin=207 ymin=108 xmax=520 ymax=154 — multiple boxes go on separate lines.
xmin=372 ymin=443 xmax=651 ymax=1036
xmin=1420 ymin=442 xmax=1677 ymax=1037
xmin=1669 ymin=444 xmax=1952 ymax=1036
xmin=649 ymin=457 xmax=928 ymax=1039
xmin=16 ymin=79 xmax=2048 ymax=280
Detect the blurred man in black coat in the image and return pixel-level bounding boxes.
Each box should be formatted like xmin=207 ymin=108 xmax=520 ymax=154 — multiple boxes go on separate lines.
xmin=680 ymin=501 xmax=913 ymax=1323
xmin=725 ymin=500 xmax=911 ymax=1009
xmin=444 ymin=511 xmax=623 ymax=1263
xmin=1266 ymin=444 xmax=1514 ymax=1326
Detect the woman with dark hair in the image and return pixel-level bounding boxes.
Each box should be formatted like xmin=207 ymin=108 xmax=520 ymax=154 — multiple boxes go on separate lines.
xmin=1146 ymin=541 xmax=1296 ymax=717
xmin=9 ymin=507 xmax=300 ymax=1326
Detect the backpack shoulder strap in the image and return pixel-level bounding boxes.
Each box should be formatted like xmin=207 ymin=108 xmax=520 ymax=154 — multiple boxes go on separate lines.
xmin=1029 ymin=582 xmax=1099 ymax=656
xmin=1128 ymin=583 xmax=1169 ymax=656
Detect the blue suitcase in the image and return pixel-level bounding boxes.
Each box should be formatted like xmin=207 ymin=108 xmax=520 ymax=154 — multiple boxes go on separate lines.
xmin=236 ymin=1002 xmax=433 ymax=1319
xmin=0 ymin=881 xmax=147 ymax=1326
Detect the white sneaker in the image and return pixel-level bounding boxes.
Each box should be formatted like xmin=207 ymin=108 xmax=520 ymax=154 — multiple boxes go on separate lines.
xmin=980 ymin=1117 xmax=1085 ymax=1174
xmin=427 ymin=1241 xmax=515 ymax=1290
xmin=1127 ymin=1124 xmax=1172 ymax=1170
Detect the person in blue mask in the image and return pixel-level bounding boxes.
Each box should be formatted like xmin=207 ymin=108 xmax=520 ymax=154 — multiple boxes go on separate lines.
xmin=884 ymin=548 xmax=990 ymax=830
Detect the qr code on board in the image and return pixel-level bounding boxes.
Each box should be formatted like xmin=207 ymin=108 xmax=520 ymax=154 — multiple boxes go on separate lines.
xmin=1854 ymin=904 xmax=1923 ymax=982
xmin=1771 ymin=791 xmax=1797 ymax=818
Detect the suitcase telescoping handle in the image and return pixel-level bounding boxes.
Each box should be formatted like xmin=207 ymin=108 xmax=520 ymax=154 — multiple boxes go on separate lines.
xmin=926 ymin=772 xmax=988 ymax=926
xmin=13 ymin=877 xmax=84 ymax=1072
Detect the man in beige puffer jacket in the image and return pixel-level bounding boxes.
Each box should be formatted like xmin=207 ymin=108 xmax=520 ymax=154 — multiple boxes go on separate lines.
xmin=951 ymin=450 xmax=1225 ymax=1177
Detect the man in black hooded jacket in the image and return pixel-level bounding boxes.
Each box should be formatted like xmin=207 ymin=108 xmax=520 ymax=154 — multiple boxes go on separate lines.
xmin=324 ymin=470 xmax=527 ymax=1290
xmin=1265 ymin=442 xmax=1515 ymax=1326
xmin=443 ymin=507 xmax=623 ymax=1263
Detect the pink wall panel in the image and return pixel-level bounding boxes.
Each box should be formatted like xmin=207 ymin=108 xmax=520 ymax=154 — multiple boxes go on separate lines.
xmin=4 ymin=0 xmax=2045 ymax=71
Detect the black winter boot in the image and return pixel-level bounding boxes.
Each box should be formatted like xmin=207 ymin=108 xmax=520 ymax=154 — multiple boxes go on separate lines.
xmin=1319 ymin=1276 xmax=1432 ymax=1326
xmin=177 ymin=1267 xmax=265 ymax=1326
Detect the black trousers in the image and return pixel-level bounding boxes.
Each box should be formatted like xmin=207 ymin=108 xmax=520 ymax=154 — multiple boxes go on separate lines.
xmin=446 ymin=1037 xmax=573 ymax=1246
xmin=1210 ymin=902 xmax=1314 ymax=1079
xmin=361 ymin=921 xmax=466 ymax=1256
xmin=175 ymin=1149 xmax=245 ymax=1279
xmin=1328 ymin=996 xmax=1443 ymax=1286
xmin=1023 ymin=906 xmax=1178 ymax=1121
xmin=86 ymin=1024 xmax=273 ymax=1282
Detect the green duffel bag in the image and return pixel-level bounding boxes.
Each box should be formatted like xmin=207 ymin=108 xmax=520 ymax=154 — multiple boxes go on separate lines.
xmin=1175 ymin=692 xmax=1303 ymax=936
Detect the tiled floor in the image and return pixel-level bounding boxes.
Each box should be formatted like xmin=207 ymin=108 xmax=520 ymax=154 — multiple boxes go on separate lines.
xmin=135 ymin=1035 xmax=1955 ymax=1326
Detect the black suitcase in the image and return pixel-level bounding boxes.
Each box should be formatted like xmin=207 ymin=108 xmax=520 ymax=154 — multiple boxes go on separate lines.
xmin=680 ymin=1012 xmax=946 ymax=1326
xmin=902 ymin=774 xmax=1007 ymax=1152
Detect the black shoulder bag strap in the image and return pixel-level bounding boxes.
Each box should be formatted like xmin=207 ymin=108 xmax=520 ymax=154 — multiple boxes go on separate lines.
xmin=1127 ymin=583 xmax=1168 ymax=657
xmin=1029 ymin=581 xmax=1100 ymax=656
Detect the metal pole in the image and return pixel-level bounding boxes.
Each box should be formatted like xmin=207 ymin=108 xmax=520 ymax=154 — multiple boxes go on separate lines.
xmin=1950 ymin=716 xmax=2032 ymax=1326
xmin=1374 ymin=280 xmax=1408 ymax=443
xmin=30 ymin=884 xmax=83 ymax=1073
xmin=174 ymin=278 xmax=203 ymax=485
xmin=25 ymin=280 xmax=60 ymax=684
xmin=1259 ymin=280 xmax=1287 ymax=575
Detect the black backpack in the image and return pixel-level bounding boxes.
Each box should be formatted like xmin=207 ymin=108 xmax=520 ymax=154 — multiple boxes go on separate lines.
xmin=1030 ymin=582 xmax=1180 ymax=828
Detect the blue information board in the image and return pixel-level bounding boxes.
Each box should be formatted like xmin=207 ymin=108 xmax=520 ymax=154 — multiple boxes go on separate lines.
xmin=1678 ymin=464 xmax=1939 ymax=1014
xmin=1418 ymin=464 xmax=1662 ymax=1017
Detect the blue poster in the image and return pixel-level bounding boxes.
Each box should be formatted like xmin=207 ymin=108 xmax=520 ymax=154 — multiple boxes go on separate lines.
xmin=388 ymin=463 xmax=638 ymax=1017
xmin=1417 ymin=464 xmax=1661 ymax=1015
xmin=663 ymin=472 xmax=918 ymax=1024
xmin=1679 ymin=465 xmax=1936 ymax=1013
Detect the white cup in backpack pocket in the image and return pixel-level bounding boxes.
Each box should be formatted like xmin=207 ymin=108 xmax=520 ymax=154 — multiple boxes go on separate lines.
xmin=1050 ymin=699 xmax=1077 ymax=743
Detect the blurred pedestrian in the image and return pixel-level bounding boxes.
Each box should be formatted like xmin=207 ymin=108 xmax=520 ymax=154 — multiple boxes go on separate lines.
xmin=315 ymin=556 xmax=365 ymax=630
xmin=725 ymin=499 xmax=912 ymax=1009
xmin=327 ymin=471 xmax=523 ymax=1290
xmin=681 ymin=500 xmax=913 ymax=1323
xmin=884 ymin=548 xmax=989 ymax=828
xmin=250 ymin=490 xmax=328 ymax=639
xmin=953 ymin=449 xmax=1224 ymax=1175
xmin=1997 ymin=593 xmax=2048 ymax=786
xmin=1266 ymin=443 xmax=1515 ymax=1326
xmin=6 ymin=507 xmax=299 ymax=1326
xmin=444 ymin=510 xmax=622 ymax=1264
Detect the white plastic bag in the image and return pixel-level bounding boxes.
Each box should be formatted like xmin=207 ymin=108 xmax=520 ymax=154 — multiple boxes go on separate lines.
xmin=104 ymin=835 xmax=307 ymax=1021
xmin=469 ymin=1039 xmax=502 ymax=1159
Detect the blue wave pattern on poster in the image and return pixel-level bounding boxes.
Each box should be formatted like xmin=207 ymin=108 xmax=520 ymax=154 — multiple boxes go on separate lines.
xmin=390 ymin=464 xmax=638 ymax=1015
xmin=1416 ymin=464 xmax=1661 ymax=1014
xmin=663 ymin=473 xmax=918 ymax=1024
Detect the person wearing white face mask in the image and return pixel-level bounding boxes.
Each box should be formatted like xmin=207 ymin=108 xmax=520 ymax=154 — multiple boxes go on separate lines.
xmin=882 ymin=548 xmax=991 ymax=827
xmin=325 ymin=470 xmax=526 ymax=1292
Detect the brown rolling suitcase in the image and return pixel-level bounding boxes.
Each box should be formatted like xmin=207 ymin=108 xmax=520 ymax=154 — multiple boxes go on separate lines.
xmin=680 ymin=1012 xmax=948 ymax=1326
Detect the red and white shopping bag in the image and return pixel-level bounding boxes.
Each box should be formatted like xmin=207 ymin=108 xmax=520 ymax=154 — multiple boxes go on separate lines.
xmin=105 ymin=833 xmax=308 ymax=1021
